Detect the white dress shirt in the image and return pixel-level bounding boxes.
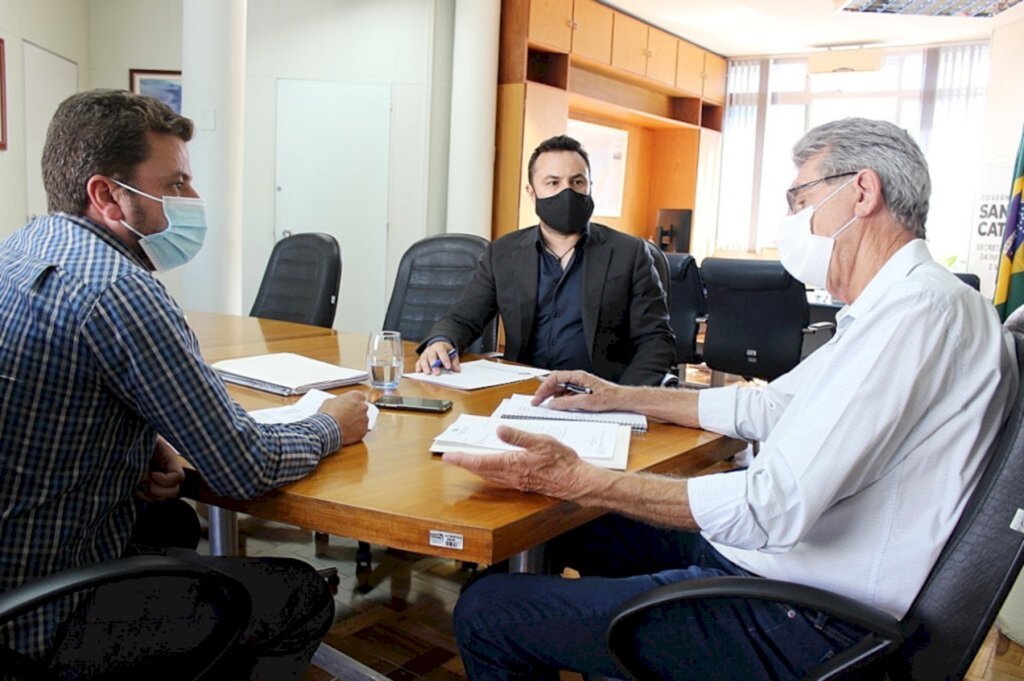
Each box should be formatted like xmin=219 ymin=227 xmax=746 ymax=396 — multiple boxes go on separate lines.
xmin=688 ymin=240 xmax=1018 ymax=619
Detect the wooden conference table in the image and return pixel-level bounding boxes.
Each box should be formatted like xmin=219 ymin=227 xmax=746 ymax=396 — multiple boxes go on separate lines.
xmin=187 ymin=310 xmax=746 ymax=568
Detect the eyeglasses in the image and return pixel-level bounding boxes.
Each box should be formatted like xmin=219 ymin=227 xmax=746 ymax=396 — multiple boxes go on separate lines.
xmin=786 ymin=172 xmax=857 ymax=212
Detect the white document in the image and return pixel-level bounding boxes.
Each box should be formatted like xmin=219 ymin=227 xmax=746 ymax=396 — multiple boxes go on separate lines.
xmin=213 ymin=352 xmax=368 ymax=396
xmin=250 ymin=389 xmax=379 ymax=429
xmin=492 ymin=394 xmax=648 ymax=434
xmin=405 ymin=360 xmax=549 ymax=390
xmin=431 ymin=414 xmax=630 ymax=470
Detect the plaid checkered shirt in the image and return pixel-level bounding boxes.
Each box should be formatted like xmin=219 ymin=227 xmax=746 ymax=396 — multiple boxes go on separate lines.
xmin=0 ymin=214 xmax=341 ymax=657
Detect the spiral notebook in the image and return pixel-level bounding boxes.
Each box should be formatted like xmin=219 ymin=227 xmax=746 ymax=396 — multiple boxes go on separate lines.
xmin=491 ymin=394 xmax=648 ymax=434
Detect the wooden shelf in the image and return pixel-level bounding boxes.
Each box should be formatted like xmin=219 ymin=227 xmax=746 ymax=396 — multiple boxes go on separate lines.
xmin=568 ymin=63 xmax=701 ymax=129
xmin=568 ymin=90 xmax=698 ymax=131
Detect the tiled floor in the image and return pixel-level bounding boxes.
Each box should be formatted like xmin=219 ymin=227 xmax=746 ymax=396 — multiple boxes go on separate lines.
xmin=202 ymin=511 xmax=1023 ymax=681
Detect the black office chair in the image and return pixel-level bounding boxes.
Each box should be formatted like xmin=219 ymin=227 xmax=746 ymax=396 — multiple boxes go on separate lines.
xmin=249 ymin=234 xmax=342 ymax=577
xmin=382 ymin=233 xmax=497 ymax=354
xmin=644 ymin=240 xmax=671 ymax=307
xmin=664 ymin=253 xmax=706 ymax=367
xmin=700 ymin=258 xmax=832 ymax=383
xmin=954 ymin=272 xmax=982 ymax=291
xmin=250 ymin=233 xmax=342 ymax=329
xmin=607 ymin=331 xmax=1024 ymax=680
xmin=0 ymin=554 xmax=251 ymax=681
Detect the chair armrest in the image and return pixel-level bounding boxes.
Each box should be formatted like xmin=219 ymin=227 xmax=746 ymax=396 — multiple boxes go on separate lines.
xmin=802 ymin=321 xmax=837 ymax=335
xmin=0 ymin=555 xmax=250 ymax=624
xmin=607 ymin=576 xmax=905 ymax=681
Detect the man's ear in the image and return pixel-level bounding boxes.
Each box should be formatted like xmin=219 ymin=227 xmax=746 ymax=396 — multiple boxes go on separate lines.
xmin=525 ymin=181 xmax=536 ymax=204
xmin=84 ymin=175 xmax=126 ymax=227
xmin=853 ymin=169 xmax=884 ymax=219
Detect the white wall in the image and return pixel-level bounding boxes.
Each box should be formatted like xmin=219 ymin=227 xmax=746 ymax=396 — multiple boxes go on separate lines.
xmin=0 ymin=0 xmax=89 ymax=235
xmin=980 ymin=19 xmax=1024 ymax=169
xmin=243 ymin=0 xmax=455 ymax=314
xmin=7 ymin=0 xmax=455 ymax=312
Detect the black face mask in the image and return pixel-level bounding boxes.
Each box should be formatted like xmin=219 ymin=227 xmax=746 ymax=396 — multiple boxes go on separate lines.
xmin=534 ymin=187 xmax=594 ymax=235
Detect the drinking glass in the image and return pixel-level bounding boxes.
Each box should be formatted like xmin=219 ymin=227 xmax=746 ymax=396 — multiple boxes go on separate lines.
xmin=367 ymin=330 xmax=403 ymax=389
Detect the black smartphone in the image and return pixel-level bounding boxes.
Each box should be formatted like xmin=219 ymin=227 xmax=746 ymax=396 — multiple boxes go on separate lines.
xmin=373 ymin=396 xmax=453 ymax=413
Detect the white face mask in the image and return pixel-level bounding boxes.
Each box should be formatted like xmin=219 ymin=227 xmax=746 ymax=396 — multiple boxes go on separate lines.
xmin=777 ymin=177 xmax=857 ymax=289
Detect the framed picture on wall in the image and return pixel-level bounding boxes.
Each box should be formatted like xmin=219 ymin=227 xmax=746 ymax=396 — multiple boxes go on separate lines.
xmin=1 ymin=37 xmax=7 ymax=151
xmin=130 ymin=69 xmax=182 ymax=114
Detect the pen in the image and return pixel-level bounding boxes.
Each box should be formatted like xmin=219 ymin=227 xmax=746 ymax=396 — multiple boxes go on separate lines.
xmin=557 ymin=381 xmax=592 ymax=395
xmin=430 ymin=347 xmax=459 ymax=370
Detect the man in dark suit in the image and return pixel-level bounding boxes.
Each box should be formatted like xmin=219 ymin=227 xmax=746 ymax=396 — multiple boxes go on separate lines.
xmin=415 ymin=135 xmax=675 ymax=386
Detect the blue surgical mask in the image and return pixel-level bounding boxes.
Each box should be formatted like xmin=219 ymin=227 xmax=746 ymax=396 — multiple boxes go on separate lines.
xmin=113 ymin=179 xmax=207 ymax=272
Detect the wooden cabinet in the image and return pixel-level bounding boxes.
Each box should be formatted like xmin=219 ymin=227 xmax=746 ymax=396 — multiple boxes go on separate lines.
xmin=611 ymin=13 xmax=677 ymax=87
xmin=676 ymin=40 xmax=705 ymax=96
xmin=610 ymin=12 xmax=648 ymax=77
xmin=676 ymin=40 xmax=728 ymax=103
xmin=646 ymin=27 xmax=677 ymax=87
xmin=529 ymin=0 xmax=574 ymax=52
xmin=570 ymin=0 xmax=613 ymax=65
xmin=703 ymin=51 xmax=727 ymax=104
xmin=497 ymin=0 xmax=727 ymax=246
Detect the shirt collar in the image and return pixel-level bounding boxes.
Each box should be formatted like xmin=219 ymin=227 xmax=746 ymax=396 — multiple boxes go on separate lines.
xmin=533 ymin=223 xmax=591 ymax=254
xmin=837 ymin=238 xmax=932 ymax=325
xmin=63 ymin=213 xmax=150 ymax=269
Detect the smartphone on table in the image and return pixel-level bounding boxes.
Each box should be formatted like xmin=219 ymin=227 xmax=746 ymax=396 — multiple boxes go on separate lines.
xmin=373 ymin=396 xmax=453 ymax=413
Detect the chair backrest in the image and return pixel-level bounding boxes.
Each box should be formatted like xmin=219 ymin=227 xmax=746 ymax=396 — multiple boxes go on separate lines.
xmin=700 ymin=257 xmax=809 ymax=381
xmin=0 ymin=554 xmax=252 ymax=681
xmin=382 ymin=233 xmax=497 ymax=354
xmin=249 ymin=233 xmax=341 ymax=329
xmin=954 ymin=272 xmax=981 ymax=291
xmin=664 ymin=253 xmax=706 ymax=365
xmin=644 ymin=240 xmax=671 ymax=307
xmin=890 ymin=330 xmax=1024 ymax=679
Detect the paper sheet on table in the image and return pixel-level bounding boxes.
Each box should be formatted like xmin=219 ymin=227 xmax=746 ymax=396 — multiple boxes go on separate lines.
xmin=430 ymin=414 xmax=629 ymax=470
xmin=492 ymin=394 xmax=648 ymax=433
xmin=405 ymin=360 xmax=549 ymax=390
xmin=250 ymin=389 xmax=379 ymax=430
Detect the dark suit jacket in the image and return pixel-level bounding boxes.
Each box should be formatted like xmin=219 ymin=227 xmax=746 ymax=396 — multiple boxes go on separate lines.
xmin=419 ymin=223 xmax=676 ymax=386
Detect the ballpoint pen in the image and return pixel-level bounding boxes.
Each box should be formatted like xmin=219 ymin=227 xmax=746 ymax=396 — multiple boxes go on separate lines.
xmin=430 ymin=347 xmax=459 ymax=370
xmin=557 ymin=381 xmax=592 ymax=395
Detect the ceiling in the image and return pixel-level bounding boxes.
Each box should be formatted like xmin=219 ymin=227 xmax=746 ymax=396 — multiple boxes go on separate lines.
xmin=604 ymin=0 xmax=1024 ymax=57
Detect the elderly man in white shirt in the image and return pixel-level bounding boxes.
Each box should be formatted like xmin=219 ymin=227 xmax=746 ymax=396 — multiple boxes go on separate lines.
xmin=443 ymin=118 xmax=1019 ymax=681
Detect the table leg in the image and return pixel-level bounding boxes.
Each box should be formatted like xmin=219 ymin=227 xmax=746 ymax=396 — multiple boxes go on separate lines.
xmin=208 ymin=505 xmax=240 ymax=556
xmin=509 ymin=544 xmax=545 ymax=573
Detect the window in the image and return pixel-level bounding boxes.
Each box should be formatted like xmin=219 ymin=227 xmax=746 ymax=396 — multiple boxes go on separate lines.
xmin=717 ymin=42 xmax=990 ymax=269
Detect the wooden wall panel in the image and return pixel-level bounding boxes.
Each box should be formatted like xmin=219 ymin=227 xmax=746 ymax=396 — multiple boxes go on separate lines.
xmin=646 ymin=128 xmax=700 ymax=233
xmin=493 ymin=84 xmax=527 ymax=239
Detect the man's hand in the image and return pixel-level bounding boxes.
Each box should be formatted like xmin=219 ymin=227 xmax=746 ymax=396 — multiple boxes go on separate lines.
xmin=319 ymin=392 xmax=370 ymax=445
xmin=442 ymin=426 xmax=595 ymax=500
xmin=532 ymin=370 xmax=626 ymax=412
xmin=415 ymin=341 xmax=460 ymax=375
xmin=136 ymin=436 xmax=186 ymax=502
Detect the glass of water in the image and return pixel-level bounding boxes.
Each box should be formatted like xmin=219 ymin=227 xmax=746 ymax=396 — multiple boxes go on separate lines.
xmin=367 ymin=330 xmax=403 ymax=390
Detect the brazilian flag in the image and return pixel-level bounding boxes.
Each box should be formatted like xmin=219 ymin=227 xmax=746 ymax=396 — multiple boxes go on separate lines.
xmin=995 ymin=127 xmax=1024 ymax=321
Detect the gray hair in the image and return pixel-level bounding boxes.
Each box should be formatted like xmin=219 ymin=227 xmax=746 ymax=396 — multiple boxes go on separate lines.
xmin=792 ymin=118 xmax=930 ymax=239
xmin=42 ymin=89 xmax=194 ymax=215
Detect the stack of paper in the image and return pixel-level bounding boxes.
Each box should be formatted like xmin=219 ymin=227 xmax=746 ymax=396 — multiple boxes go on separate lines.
xmin=213 ymin=352 xmax=368 ymax=396
xmin=492 ymin=394 xmax=648 ymax=433
xmin=248 ymin=389 xmax=379 ymax=429
xmin=405 ymin=360 xmax=548 ymax=390
xmin=431 ymin=414 xmax=630 ymax=470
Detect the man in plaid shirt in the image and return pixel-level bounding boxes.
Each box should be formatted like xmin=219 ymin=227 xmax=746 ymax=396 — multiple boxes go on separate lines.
xmin=0 ymin=89 xmax=368 ymax=679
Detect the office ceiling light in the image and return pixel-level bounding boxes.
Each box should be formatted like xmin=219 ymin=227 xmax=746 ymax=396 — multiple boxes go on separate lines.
xmin=837 ymin=0 xmax=1022 ymax=17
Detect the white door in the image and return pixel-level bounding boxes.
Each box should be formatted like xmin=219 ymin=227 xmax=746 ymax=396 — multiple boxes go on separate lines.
xmin=275 ymin=79 xmax=391 ymax=334
xmin=23 ymin=42 xmax=78 ymax=218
